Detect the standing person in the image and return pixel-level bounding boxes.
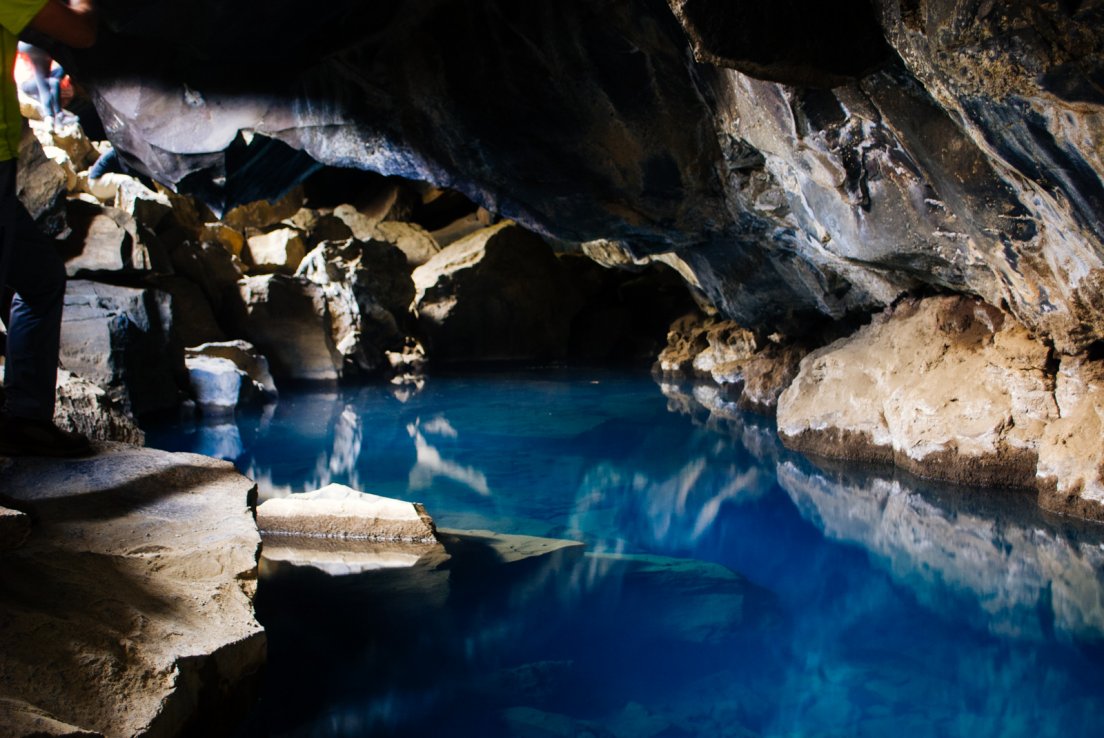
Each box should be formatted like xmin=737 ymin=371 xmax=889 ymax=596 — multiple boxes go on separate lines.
xmin=0 ymin=0 xmax=96 ymax=456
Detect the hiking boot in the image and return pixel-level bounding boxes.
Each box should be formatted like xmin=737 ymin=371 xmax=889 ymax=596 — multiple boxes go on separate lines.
xmin=0 ymin=415 xmax=93 ymax=458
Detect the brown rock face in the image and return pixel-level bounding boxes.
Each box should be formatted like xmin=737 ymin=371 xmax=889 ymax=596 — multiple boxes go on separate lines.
xmin=778 ymin=296 xmax=1058 ymax=488
xmin=0 ymin=444 xmax=265 ymax=738
xmin=777 ymin=295 xmax=1104 ymax=520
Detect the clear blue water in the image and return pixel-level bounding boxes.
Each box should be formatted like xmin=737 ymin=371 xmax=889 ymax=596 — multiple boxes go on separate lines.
xmin=144 ymin=369 xmax=1104 ymax=738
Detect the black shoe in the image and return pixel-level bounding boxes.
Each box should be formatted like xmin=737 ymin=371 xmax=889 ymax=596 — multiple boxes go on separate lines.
xmin=0 ymin=416 xmax=93 ymax=458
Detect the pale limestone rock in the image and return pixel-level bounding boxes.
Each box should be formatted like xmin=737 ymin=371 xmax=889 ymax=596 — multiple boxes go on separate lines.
xmin=428 ymin=207 xmax=494 ymax=249
xmin=33 ymin=121 xmax=97 ymax=171
xmin=40 ymin=144 xmax=79 ymax=192
xmin=777 ymin=296 xmax=1057 ymax=488
xmin=0 ymin=506 xmax=31 ymax=551
xmin=257 ymin=483 xmax=437 ymax=542
xmin=1037 ymin=356 xmax=1104 ymax=519
xmin=243 ymin=227 xmax=307 ymax=274
xmin=0 ymin=444 xmax=264 ymax=738
xmin=260 ymin=537 xmax=445 ymax=576
xmin=236 ymin=274 xmax=342 ymax=381
xmin=332 ymin=202 xmax=380 ymax=241
xmin=0 ymin=698 xmax=99 ymax=738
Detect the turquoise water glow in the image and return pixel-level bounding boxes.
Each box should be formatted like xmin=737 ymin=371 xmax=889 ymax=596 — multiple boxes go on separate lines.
xmin=144 ymin=369 xmax=1104 ymax=738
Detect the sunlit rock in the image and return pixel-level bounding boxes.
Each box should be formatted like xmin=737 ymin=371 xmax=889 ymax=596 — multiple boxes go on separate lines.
xmin=297 ymin=237 xmax=415 ymax=376
xmin=778 ymin=296 xmax=1057 ymax=488
xmin=59 ymin=199 xmax=164 ymax=277
xmin=0 ymin=444 xmax=264 ymax=737
xmin=221 ymin=186 xmax=304 ymax=232
xmin=257 ymin=483 xmax=438 ymax=542
xmin=113 ymin=176 xmax=173 ymax=231
xmin=413 ymin=222 xmax=582 ymax=363
xmin=243 ymin=226 xmax=307 ymax=274
xmin=374 ymin=220 xmax=441 ymax=266
xmin=236 ymin=274 xmax=342 ymax=381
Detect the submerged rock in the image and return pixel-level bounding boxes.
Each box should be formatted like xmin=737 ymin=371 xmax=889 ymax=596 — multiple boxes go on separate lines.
xmin=257 ymin=483 xmax=438 ymax=542
xmin=0 ymin=444 xmax=264 ymax=738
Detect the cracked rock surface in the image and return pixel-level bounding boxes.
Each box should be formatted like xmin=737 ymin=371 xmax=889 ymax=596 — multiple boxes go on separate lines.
xmin=0 ymin=444 xmax=265 ymax=738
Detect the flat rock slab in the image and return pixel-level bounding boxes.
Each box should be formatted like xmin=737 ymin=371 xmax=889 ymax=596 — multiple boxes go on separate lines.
xmin=257 ymin=483 xmax=437 ymax=542
xmin=0 ymin=443 xmax=265 ymax=738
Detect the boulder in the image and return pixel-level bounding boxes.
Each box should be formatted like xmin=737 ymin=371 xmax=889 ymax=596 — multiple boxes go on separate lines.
xmin=59 ymin=280 xmax=187 ymax=416
xmin=412 ymin=222 xmax=583 ymax=363
xmin=285 ymin=208 xmax=354 ymax=246
xmin=655 ymin=314 xmax=807 ymax=412
xmin=256 ymin=483 xmax=438 ymax=542
xmin=185 ymin=340 xmax=278 ymax=414
xmin=168 ymin=238 xmax=246 ymax=315
xmin=777 ymin=296 xmax=1058 ymax=488
xmin=200 ymin=221 xmax=246 ymax=257
xmin=296 ymin=238 xmax=415 ymax=375
xmin=58 ymin=199 xmax=157 ymax=276
xmin=114 ymin=176 xmax=174 ymax=230
xmin=0 ymin=444 xmax=265 ymax=738
xmin=34 ymin=121 xmax=97 ymax=171
xmin=373 ymin=220 xmax=440 ymax=266
xmin=16 ymin=130 xmax=66 ymax=235
xmin=149 ymin=274 xmax=227 ymax=348
xmin=54 ymin=369 xmax=145 ymax=445
xmin=236 ymin=274 xmax=342 ymax=381
xmin=222 ymin=187 xmax=304 ymax=231
xmin=243 ymin=226 xmax=307 ymax=274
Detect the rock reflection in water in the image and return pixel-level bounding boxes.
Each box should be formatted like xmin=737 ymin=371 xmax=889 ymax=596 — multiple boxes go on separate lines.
xmin=663 ymin=379 xmax=1104 ymax=643
xmin=138 ymin=372 xmax=1104 ymax=737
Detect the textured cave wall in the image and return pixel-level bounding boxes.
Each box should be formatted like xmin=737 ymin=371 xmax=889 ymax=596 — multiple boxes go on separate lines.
xmin=58 ymin=0 xmax=1104 ymax=350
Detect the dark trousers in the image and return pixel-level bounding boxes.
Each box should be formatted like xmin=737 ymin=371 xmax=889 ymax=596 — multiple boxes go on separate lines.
xmin=0 ymin=159 xmax=65 ymax=421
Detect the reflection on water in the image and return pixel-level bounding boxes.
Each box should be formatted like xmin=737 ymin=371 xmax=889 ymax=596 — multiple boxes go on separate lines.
xmin=143 ymin=370 xmax=1104 ymax=738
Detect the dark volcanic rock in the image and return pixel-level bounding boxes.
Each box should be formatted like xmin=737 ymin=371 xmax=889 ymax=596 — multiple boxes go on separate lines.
xmin=57 ymin=0 xmax=1104 ymax=351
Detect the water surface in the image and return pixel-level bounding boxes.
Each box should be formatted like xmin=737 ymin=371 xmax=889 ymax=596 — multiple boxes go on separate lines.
xmin=145 ymin=369 xmax=1104 ymax=738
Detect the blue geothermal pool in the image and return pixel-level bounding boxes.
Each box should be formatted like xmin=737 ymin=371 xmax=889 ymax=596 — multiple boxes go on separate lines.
xmin=144 ymin=369 xmax=1104 ymax=738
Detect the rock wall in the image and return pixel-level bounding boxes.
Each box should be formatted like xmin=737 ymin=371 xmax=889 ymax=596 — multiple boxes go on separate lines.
xmin=22 ymin=1 xmax=1104 ymax=517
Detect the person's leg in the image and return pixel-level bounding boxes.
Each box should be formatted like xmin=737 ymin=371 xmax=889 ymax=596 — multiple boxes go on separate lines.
xmin=0 ymin=161 xmax=89 ymax=455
